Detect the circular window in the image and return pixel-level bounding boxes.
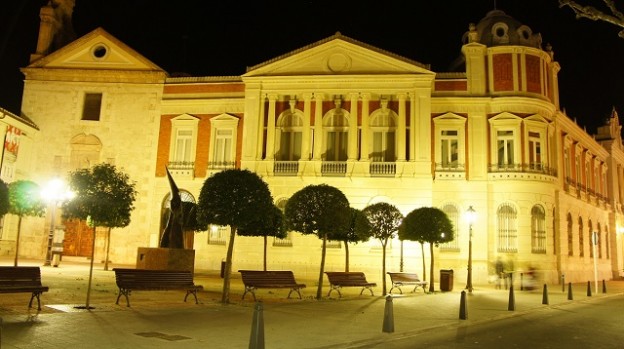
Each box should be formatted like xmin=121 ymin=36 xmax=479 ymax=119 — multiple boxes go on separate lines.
xmin=496 ymin=28 xmax=505 ymax=37
xmin=91 ymin=44 xmax=108 ymax=59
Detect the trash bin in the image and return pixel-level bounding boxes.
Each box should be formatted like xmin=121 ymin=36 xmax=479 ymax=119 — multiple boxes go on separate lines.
xmin=440 ymin=269 xmax=454 ymax=292
xmin=220 ymin=259 xmax=226 ymax=278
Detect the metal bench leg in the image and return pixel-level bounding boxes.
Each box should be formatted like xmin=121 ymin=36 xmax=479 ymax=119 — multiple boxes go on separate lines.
xmin=242 ymin=286 xmax=257 ymax=301
xmin=288 ymin=288 xmax=303 ymax=299
xmin=29 ymin=292 xmax=42 ymax=310
xmin=360 ymin=287 xmax=374 ymax=296
xmin=327 ymin=286 xmax=342 ymax=298
xmin=116 ymin=288 xmax=131 ymax=307
xmin=185 ymin=290 xmax=199 ymax=304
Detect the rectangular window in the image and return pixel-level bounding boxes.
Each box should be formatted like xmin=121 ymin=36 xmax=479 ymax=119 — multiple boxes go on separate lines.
xmin=575 ymin=155 xmax=581 ymax=185
xmin=208 ymin=226 xmax=227 ymax=245
xmin=214 ymin=129 xmax=233 ymax=165
xmin=372 ymin=131 xmax=396 ymax=162
xmin=497 ymin=130 xmax=514 ymax=168
xmin=440 ymin=130 xmax=459 ymax=168
xmin=278 ymin=132 xmax=302 ymax=161
xmin=82 ymin=93 xmax=102 ymax=121
xmin=174 ymin=130 xmax=193 ymax=162
xmin=326 ymin=131 xmax=348 ymax=161
xmin=564 ymin=148 xmax=570 ymax=180
xmin=528 ymin=131 xmax=541 ymax=170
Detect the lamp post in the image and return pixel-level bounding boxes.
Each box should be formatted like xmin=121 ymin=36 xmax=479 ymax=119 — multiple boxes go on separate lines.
xmin=465 ymin=206 xmax=476 ymax=293
xmin=41 ymin=178 xmax=73 ymax=266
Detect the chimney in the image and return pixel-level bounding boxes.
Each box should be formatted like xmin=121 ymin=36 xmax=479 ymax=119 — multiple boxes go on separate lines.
xmin=30 ymin=2 xmax=58 ymax=63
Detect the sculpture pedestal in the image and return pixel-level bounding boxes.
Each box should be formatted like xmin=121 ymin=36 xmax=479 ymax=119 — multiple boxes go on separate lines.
xmin=136 ymin=247 xmax=195 ymax=273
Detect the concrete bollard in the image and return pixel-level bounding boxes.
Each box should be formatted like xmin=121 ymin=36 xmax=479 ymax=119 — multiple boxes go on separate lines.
xmin=508 ymin=285 xmax=515 ymax=311
xmin=602 ymin=279 xmax=607 ymax=294
xmin=542 ymin=284 xmax=549 ymax=305
xmin=587 ymin=281 xmax=592 ymax=297
xmin=520 ymin=273 xmax=524 ymax=291
xmin=249 ymin=302 xmax=265 ymax=349
xmin=567 ymin=282 xmax=573 ymax=300
xmin=459 ymin=290 xmax=467 ymax=320
xmin=382 ymin=295 xmax=394 ymax=333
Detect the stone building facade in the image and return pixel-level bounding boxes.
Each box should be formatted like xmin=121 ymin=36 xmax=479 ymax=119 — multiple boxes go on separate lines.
xmin=4 ymin=8 xmax=624 ymax=286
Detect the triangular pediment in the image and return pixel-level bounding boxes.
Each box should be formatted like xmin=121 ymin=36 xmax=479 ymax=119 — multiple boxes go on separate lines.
xmin=27 ymin=28 xmax=164 ymax=72
xmin=243 ymin=33 xmax=433 ymax=77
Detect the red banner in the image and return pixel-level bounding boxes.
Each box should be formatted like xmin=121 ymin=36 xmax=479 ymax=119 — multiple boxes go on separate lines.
xmin=4 ymin=125 xmax=21 ymax=156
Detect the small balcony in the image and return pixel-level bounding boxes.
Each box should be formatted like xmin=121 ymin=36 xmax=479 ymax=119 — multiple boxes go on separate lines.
xmin=370 ymin=162 xmax=396 ymax=177
xmin=167 ymin=161 xmax=194 ymax=178
xmin=274 ymin=161 xmax=299 ymax=176
xmin=207 ymin=161 xmax=236 ymax=170
xmin=321 ymin=161 xmax=347 ymax=176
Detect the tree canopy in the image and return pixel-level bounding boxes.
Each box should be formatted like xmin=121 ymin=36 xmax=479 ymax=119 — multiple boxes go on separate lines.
xmin=63 ymin=163 xmax=137 ymax=228
xmin=197 ymin=169 xmax=274 ymax=304
xmin=238 ymin=204 xmax=286 ymax=271
xmin=8 ymin=180 xmax=46 ymax=266
xmin=0 ymin=179 xmax=10 ymax=217
xmin=359 ymin=202 xmax=403 ymax=294
xmin=285 ymin=184 xmax=350 ymax=299
xmin=399 ymin=206 xmax=453 ymax=292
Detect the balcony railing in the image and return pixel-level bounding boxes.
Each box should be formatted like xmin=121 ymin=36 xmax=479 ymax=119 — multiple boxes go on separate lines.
xmin=370 ymin=162 xmax=396 ymax=176
xmin=274 ymin=161 xmax=299 ymax=175
xmin=207 ymin=161 xmax=236 ymax=170
xmin=489 ymin=163 xmax=557 ymax=176
xmin=321 ymin=161 xmax=347 ymax=176
xmin=167 ymin=161 xmax=194 ymax=170
xmin=435 ymin=163 xmax=465 ymax=171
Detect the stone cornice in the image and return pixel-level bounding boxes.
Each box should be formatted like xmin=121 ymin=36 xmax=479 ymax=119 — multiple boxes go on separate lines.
xmin=20 ymin=67 xmax=167 ymax=84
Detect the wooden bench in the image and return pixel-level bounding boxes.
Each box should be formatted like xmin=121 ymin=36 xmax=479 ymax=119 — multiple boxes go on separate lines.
xmin=387 ymin=272 xmax=428 ymax=294
xmin=0 ymin=266 xmax=49 ymax=310
xmin=238 ymin=270 xmax=306 ymax=301
xmin=113 ymin=268 xmax=203 ymax=307
xmin=325 ymin=272 xmax=377 ymax=298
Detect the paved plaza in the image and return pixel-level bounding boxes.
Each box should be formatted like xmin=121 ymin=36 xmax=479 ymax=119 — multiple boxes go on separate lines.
xmin=1 ymin=257 xmax=622 ymax=348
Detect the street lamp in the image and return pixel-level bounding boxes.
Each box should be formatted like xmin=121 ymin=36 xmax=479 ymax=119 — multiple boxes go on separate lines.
xmin=465 ymin=206 xmax=476 ymax=292
xmin=41 ymin=178 xmax=73 ymax=266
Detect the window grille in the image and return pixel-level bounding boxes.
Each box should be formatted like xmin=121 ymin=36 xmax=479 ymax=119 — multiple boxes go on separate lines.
xmin=497 ymin=203 xmax=517 ymax=252
xmin=531 ymin=205 xmax=546 ymax=253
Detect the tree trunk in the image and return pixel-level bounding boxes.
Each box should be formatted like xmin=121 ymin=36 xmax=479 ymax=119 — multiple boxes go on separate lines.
xmin=382 ymin=239 xmax=388 ymax=295
xmin=429 ymin=242 xmax=435 ymax=293
xmin=344 ymin=240 xmax=349 ymax=272
xmin=13 ymin=216 xmax=22 ymax=267
xmin=85 ymin=225 xmax=97 ymax=309
xmin=316 ymin=234 xmax=327 ymax=300
xmin=421 ymin=242 xmax=426 ymax=281
xmin=263 ymin=235 xmax=267 ymax=271
xmin=221 ymin=226 xmax=237 ymax=304
xmin=104 ymin=227 xmax=111 ymax=271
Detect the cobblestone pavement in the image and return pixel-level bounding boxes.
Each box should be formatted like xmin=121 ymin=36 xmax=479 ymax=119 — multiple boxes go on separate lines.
xmin=1 ymin=257 xmax=623 ymax=348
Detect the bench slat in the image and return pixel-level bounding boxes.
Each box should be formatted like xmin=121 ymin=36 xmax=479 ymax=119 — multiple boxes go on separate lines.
xmin=113 ymin=268 xmax=202 ymax=307
xmin=324 ymin=272 xmax=376 ymax=298
xmin=238 ymin=270 xmax=306 ymax=301
xmin=387 ymin=272 xmax=428 ymax=294
xmin=0 ymin=266 xmax=49 ymax=310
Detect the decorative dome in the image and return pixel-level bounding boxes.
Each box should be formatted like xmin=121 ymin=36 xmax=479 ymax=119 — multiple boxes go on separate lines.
xmin=462 ymin=10 xmax=543 ymax=49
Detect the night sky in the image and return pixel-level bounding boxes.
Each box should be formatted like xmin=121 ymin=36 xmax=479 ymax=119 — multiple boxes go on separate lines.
xmin=1 ymin=0 xmax=623 ymax=134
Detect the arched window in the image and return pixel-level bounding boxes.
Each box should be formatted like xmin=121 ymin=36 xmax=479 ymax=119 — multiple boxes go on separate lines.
xmin=70 ymin=133 xmax=102 ymax=170
xmin=322 ymin=104 xmax=349 ymax=162
xmin=497 ymin=203 xmax=517 ymax=252
xmin=597 ymin=223 xmax=602 ymax=259
xmin=276 ymin=112 xmax=303 ymax=161
xmin=588 ymin=220 xmax=594 ymax=258
xmin=578 ymin=217 xmax=584 ymax=257
xmin=440 ymin=204 xmax=460 ymax=251
xmin=273 ymin=198 xmax=292 ymax=247
xmin=567 ymin=214 xmax=573 ymax=256
xmin=160 ymin=190 xmax=197 ymax=248
xmin=531 ymin=205 xmax=546 ymax=253
xmin=369 ymin=107 xmax=397 ymax=162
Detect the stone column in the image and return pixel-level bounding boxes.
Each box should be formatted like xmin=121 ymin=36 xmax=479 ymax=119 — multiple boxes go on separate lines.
xmin=397 ymin=93 xmax=406 ymax=161
xmin=360 ymin=93 xmax=370 ymax=160
xmin=265 ymin=94 xmax=278 ymax=160
xmin=301 ymin=93 xmax=312 ymax=160
xmin=256 ymin=94 xmax=266 ymax=159
xmin=313 ymin=93 xmax=324 ymax=160
xmin=348 ymin=93 xmax=359 ymax=160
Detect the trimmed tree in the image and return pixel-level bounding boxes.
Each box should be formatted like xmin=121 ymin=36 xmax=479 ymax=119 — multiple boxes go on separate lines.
xmin=399 ymin=207 xmax=453 ymax=293
xmin=328 ymin=207 xmax=371 ymax=272
xmin=63 ymin=163 xmax=137 ymax=308
xmin=285 ymin=184 xmax=350 ymax=299
xmin=238 ymin=204 xmax=286 ymax=271
xmin=196 ymin=169 xmax=274 ymax=304
xmin=8 ymin=180 xmax=45 ymax=266
xmin=358 ymin=202 xmax=403 ymax=295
